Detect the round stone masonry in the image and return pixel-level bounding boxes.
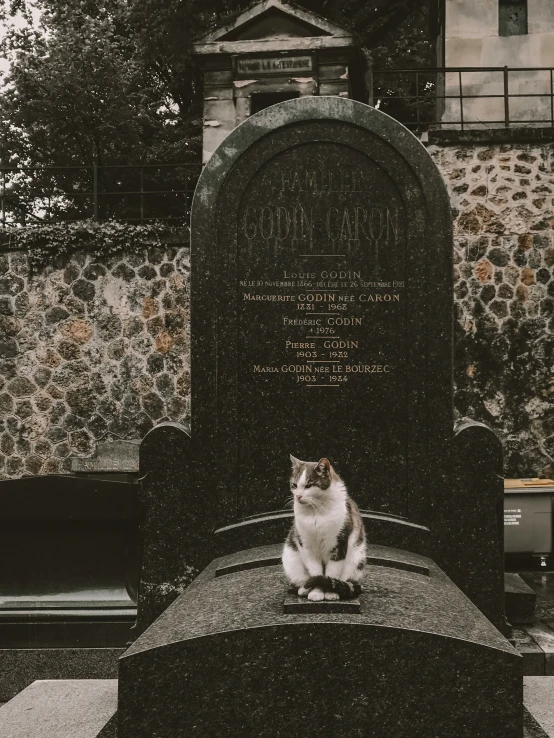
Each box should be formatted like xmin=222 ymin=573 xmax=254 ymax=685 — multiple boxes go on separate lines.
xmin=0 ymin=245 xmax=190 ymax=479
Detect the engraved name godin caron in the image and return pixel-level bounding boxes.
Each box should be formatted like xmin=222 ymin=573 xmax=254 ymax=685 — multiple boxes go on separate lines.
xmin=242 ymin=168 xmax=399 ymax=245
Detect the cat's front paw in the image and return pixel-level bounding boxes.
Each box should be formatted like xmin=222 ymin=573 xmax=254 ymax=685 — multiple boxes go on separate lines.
xmin=324 ymin=591 xmax=340 ymax=601
xmin=307 ymin=588 xmax=325 ymax=602
xmin=297 ymin=586 xmax=310 ymax=598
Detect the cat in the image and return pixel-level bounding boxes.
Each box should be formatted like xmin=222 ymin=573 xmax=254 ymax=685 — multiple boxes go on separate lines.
xmin=282 ymin=456 xmax=366 ymax=601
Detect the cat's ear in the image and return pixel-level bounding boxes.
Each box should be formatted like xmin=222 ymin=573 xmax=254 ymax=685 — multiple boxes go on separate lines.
xmin=316 ymin=458 xmax=331 ymax=475
xmin=290 ymin=454 xmax=302 ymax=467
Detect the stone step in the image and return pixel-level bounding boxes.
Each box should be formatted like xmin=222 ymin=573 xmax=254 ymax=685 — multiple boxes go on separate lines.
xmin=0 ymin=679 xmax=118 ymax=738
xmin=524 ymin=677 xmax=554 ymax=737
xmin=512 ymin=622 xmax=554 ymax=675
xmin=506 ymin=573 xmax=537 ymax=624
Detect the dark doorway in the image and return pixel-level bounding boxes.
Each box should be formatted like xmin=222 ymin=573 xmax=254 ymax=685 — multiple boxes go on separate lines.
xmin=250 ymin=91 xmax=300 ymax=114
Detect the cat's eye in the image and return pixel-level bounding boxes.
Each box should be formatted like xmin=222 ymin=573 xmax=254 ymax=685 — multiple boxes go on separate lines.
xmin=291 ymin=483 xmax=297 ymax=489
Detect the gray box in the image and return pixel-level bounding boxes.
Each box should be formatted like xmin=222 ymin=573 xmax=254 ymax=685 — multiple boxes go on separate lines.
xmin=504 ymin=478 xmax=553 ymax=555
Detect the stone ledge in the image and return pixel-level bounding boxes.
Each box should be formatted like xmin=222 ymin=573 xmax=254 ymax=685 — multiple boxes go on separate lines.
xmin=283 ymin=593 xmax=361 ymax=614
xmin=428 ymin=127 xmax=554 ymax=146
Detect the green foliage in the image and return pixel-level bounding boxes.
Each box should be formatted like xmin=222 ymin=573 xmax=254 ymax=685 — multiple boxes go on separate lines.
xmin=6 ymin=219 xmax=181 ymax=271
xmin=0 ymin=0 xmax=199 ymax=167
xmin=0 ymin=0 xmax=435 ymax=174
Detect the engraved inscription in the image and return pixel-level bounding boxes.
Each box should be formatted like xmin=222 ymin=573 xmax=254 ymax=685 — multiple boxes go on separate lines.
xmin=237 ymin=142 xmax=406 ymax=389
xmin=236 ymin=56 xmax=313 ymax=76
xmin=239 ymin=267 xmax=403 ymax=387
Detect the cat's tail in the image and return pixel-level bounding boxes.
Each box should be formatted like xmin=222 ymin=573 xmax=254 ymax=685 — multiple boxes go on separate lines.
xmin=305 ymin=576 xmax=362 ymax=600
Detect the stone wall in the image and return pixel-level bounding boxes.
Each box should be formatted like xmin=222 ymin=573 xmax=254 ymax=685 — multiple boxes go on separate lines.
xmin=0 ymin=140 xmax=553 ymax=479
xmin=431 ymin=141 xmax=554 ymax=477
xmin=0 ymin=245 xmax=190 ymax=479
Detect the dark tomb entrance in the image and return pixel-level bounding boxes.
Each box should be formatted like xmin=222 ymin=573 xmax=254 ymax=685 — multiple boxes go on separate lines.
xmin=118 ymin=98 xmax=522 ymax=738
xmin=250 ymin=91 xmax=300 ymax=113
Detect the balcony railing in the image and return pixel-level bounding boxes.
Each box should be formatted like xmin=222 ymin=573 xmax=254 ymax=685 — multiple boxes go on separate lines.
xmin=373 ymin=66 xmax=554 ymax=132
xmin=2 ymin=66 xmax=554 ymax=230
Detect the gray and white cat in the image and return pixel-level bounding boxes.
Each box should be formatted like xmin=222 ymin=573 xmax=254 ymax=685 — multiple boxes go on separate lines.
xmin=282 ymin=456 xmax=366 ymax=601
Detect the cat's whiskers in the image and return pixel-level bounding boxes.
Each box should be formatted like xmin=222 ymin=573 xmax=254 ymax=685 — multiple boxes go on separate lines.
xmin=304 ymin=496 xmax=324 ymax=513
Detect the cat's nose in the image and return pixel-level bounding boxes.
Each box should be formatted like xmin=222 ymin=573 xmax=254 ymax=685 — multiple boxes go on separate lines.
xmin=296 ymin=494 xmax=303 ymax=501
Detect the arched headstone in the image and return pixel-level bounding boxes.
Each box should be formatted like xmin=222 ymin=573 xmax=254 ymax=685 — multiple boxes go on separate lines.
xmin=192 ymin=97 xmax=452 ymax=529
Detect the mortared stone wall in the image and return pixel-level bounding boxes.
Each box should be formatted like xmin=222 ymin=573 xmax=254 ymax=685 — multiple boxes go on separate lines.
xmin=0 ymin=140 xmax=553 ymax=479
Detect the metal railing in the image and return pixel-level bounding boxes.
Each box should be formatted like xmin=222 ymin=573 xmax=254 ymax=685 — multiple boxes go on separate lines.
xmin=0 ymin=162 xmax=202 ymax=229
xmin=373 ymin=66 xmax=554 ymax=133
xmin=3 ymin=66 xmax=554 ymax=229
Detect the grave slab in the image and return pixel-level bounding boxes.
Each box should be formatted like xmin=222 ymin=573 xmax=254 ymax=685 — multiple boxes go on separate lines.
xmin=0 ymin=680 xmax=117 ymax=738
xmin=119 ymin=544 xmax=521 ymax=738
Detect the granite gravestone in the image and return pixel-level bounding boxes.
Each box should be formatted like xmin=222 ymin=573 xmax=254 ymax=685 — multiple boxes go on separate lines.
xmin=119 ymin=98 xmax=521 ymax=737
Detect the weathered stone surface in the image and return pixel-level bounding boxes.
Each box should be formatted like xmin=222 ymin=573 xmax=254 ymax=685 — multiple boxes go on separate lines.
xmin=138 ymin=265 xmax=157 ymax=281
xmin=1 ymin=434 xmax=15 ymax=455
xmin=0 ymin=296 xmax=13 ymax=315
xmin=6 ymin=456 xmax=23 ymax=474
xmin=154 ymin=331 xmax=173 ymax=353
xmin=8 ymin=376 xmax=37 ymax=398
xmin=83 ymin=263 xmax=107 ymax=280
xmin=64 ymin=263 xmax=81 ymax=284
xmin=112 ymin=263 xmax=135 ymax=281
xmin=66 ymin=387 xmax=96 ymax=417
xmin=0 ymin=392 xmax=14 ymax=413
xmin=147 ymin=354 xmax=164 ymax=374
xmin=0 ymin=240 xmax=190 ymax=479
xmin=0 ymin=275 xmax=24 ymax=295
xmin=69 ymin=429 xmax=95 ymax=455
xmin=0 ymin=315 xmax=21 ymax=336
xmin=59 ymin=319 xmax=93 ymax=345
xmin=45 ymin=306 xmax=70 ymax=324
xmin=72 ymin=279 xmax=95 ymax=302
xmin=97 ymin=314 xmax=122 ymax=341
xmin=142 ymin=392 xmax=164 ymax=420
xmin=432 ymin=142 xmax=554 ymax=477
xmin=0 ymin=338 xmax=18 ymax=358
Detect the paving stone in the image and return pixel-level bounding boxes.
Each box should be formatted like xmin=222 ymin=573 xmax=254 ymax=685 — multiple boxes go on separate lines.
xmin=0 ymin=680 xmax=117 ymax=738
xmin=524 ymin=677 xmax=554 ymax=737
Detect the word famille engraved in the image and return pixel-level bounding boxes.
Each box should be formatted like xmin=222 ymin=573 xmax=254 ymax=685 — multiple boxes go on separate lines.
xmin=279 ymin=167 xmax=366 ymax=193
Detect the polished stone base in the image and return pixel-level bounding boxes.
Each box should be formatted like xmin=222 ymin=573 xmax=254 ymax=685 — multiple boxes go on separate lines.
xmin=2 ymin=677 xmax=553 ymax=738
xmin=118 ymin=544 xmax=522 ymax=738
